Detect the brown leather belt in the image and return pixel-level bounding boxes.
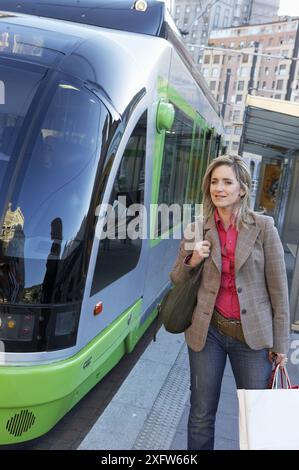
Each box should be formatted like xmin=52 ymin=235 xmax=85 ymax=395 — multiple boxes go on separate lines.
xmin=211 ymin=308 xmax=245 ymax=343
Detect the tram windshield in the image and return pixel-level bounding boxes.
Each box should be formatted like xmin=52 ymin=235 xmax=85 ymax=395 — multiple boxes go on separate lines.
xmin=0 ymin=60 xmax=111 ymax=305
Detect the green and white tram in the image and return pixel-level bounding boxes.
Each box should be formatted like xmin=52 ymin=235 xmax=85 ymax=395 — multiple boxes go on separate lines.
xmin=0 ymin=0 xmax=224 ymax=444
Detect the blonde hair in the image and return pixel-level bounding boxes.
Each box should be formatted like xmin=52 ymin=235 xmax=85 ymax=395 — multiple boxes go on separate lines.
xmin=202 ymin=154 xmax=252 ymax=229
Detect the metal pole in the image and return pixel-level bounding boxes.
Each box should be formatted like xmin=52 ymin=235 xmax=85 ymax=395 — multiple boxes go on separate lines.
xmin=221 ymin=68 xmax=231 ymax=118
xmin=285 ymin=20 xmax=299 ymax=101
xmin=247 ymin=41 xmax=259 ymax=95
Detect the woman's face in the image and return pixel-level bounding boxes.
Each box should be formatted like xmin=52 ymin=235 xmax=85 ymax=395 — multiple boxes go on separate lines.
xmin=210 ymin=164 xmax=244 ymax=212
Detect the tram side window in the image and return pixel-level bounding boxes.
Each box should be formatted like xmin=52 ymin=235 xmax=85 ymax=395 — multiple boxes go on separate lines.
xmin=157 ymin=106 xmax=193 ymax=235
xmin=91 ymin=112 xmax=147 ymax=295
xmin=187 ymin=124 xmax=203 ymax=205
xmin=203 ymin=129 xmax=212 ymax=164
xmin=209 ymin=133 xmax=218 ymax=161
xmin=215 ymin=134 xmax=221 ymax=157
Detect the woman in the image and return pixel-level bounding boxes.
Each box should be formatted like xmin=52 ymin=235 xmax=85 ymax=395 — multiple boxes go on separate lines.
xmin=170 ymin=154 xmax=290 ymax=450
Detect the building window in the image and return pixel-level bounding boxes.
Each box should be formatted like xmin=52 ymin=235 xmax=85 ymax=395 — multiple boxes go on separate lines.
xmin=276 ymin=79 xmax=284 ymax=90
xmin=223 ymin=9 xmax=229 ymax=28
xmin=242 ymin=54 xmax=249 ymax=63
xmin=235 ymin=94 xmax=243 ymax=104
xmin=212 ymin=67 xmax=219 ymax=78
xmin=274 ymin=94 xmax=282 ymax=99
xmin=204 ymin=55 xmax=211 ymax=64
xmin=239 ymin=66 xmax=249 ymax=77
xmin=209 ymin=81 xmax=216 ymax=91
xmin=233 ymin=110 xmax=241 ymax=121
xmin=213 ymin=55 xmax=220 ymax=64
xmin=213 ymin=5 xmax=221 ymax=28
xmin=237 ymin=81 xmax=245 ymax=91
xmin=279 ymin=64 xmax=287 ymax=75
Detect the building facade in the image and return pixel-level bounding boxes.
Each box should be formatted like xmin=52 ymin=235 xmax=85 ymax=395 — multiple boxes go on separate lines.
xmin=171 ymin=0 xmax=280 ymax=63
xmin=201 ymin=18 xmax=299 ymax=155
xmin=249 ymin=0 xmax=280 ymax=25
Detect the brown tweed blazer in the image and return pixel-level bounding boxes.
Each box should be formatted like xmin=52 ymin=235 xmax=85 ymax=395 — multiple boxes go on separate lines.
xmin=170 ymin=212 xmax=290 ymax=354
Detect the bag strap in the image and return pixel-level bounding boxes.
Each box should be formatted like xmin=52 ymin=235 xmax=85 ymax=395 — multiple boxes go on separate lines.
xmin=190 ymin=259 xmax=205 ymax=285
xmin=271 ymin=364 xmax=292 ymax=389
xmin=189 ymin=222 xmax=208 ymax=283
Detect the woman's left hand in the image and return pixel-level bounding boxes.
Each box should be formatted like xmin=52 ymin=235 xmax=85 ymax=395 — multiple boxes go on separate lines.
xmin=268 ymin=351 xmax=288 ymax=368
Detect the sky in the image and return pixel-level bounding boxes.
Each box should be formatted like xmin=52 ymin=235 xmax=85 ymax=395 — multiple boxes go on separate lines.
xmin=278 ymin=0 xmax=299 ymax=16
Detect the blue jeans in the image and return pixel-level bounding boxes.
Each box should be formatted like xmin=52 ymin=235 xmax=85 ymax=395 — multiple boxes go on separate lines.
xmin=188 ymin=324 xmax=272 ymax=450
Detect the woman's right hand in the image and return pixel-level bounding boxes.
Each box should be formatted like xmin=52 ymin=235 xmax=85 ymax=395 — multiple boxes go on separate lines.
xmin=188 ymin=240 xmax=211 ymax=268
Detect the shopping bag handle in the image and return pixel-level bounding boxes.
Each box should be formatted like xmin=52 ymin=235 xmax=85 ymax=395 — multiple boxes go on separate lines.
xmin=271 ymin=364 xmax=292 ymax=389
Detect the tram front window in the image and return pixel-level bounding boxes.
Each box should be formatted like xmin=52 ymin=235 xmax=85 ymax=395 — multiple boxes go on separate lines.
xmin=0 ymin=61 xmax=44 ymax=188
xmin=0 ymin=63 xmax=112 ymax=351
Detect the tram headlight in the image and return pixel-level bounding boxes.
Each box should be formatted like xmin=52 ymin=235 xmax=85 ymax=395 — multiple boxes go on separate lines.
xmin=132 ymin=1 xmax=148 ymax=12
xmin=55 ymin=309 xmax=77 ymax=336
xmin=0 ymin=312 xmax=35 ymax=341
xmin=7 ymin=317 xmax=16 ymax=329
xmin=0 ymin=303 xmax=80 ymax=351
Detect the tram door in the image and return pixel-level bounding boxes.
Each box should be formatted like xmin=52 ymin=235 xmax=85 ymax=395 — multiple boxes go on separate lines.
xmin=142 ymin=106 xmax=196 ymax=321
xmin=85 ymin=112 xmax=148 ymax=339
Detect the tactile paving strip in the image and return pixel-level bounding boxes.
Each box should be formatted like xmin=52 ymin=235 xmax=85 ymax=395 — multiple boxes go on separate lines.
xmin=132 ymin=343 xmax=190 ymax=450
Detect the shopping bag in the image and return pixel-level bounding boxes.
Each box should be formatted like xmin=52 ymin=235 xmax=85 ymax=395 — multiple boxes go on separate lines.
xmin=237 ymin=366 xmax=299 ymax=450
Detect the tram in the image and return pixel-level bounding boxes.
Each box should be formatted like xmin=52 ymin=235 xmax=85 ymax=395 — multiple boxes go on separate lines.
xmin=0 ymin=0 xmax=224 ymax=444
